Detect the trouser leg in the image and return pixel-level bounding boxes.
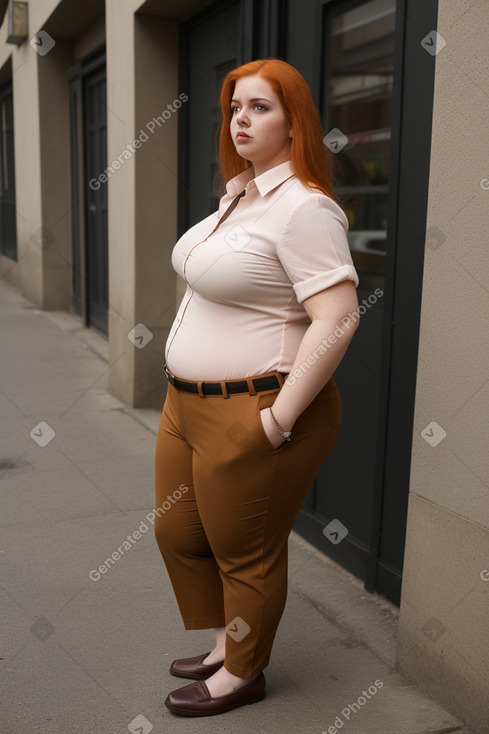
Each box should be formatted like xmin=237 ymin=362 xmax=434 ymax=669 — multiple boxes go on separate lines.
xmin=182 ymin=379 xmax=342 ymax=677
xmin=154 ymin=386 xmax=225 ymax=629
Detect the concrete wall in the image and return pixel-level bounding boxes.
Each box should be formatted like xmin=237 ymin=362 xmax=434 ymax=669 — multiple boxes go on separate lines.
xmin=106 ymin=2 xmax=179 ymax=407
xmin=397 ymin=2 xmax=489 ymax=732
xmin=0 ymin=0 xmax=183 ymax=408
xmin=0 ymin=1 xmax=105 ymax=308
xmin=0 ymin=9 xmax=43 ymax=301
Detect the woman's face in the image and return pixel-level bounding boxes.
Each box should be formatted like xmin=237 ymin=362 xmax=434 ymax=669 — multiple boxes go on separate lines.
xmin=230 ymin=74 xmax=293 ymax=176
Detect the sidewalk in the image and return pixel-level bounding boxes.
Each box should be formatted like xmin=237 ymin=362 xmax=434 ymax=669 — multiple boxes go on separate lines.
xmin=0 ymin=278 xmax=474 ymax=734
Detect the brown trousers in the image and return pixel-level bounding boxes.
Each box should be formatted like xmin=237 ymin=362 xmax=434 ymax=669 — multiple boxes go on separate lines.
xmin=154 ymin=370 xmax=341 ymax=677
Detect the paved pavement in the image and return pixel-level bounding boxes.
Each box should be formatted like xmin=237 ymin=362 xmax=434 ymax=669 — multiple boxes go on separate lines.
xmin=0 ymin=279 xmax=475 ymax=734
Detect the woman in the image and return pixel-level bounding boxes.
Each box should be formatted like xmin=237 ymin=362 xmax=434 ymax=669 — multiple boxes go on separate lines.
xmin=154 ymin=58 xmax=359 ymax=717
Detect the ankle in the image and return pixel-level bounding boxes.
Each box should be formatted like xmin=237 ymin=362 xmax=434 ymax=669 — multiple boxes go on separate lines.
xmin=203 ymin=647 xmax=225 ymax=665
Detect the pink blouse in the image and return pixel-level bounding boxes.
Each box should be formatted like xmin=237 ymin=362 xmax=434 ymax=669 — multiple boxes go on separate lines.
xmin=165 ymin=160 xmax=359 ymax=381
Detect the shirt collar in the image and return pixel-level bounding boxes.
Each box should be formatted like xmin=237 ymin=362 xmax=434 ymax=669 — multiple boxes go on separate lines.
xmin=225 ymin=160 xmax=295 ymax=198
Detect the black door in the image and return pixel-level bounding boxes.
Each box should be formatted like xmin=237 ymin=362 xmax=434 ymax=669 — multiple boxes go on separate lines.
xmin=68 ymin=53 xmax=108 ymax=335
xmin=83 ymin=68 xmax=108 ymax=334
xmin=0 ymin=82 xmax=17 ymax=261
xmin=298 ymin=0 xmax=396 ymax=588
xmin=179 ymin=0 xmax=241 ymax=233
xmin=310 ymin=0 xmax=396 ymax=591
xmin=289 ymin=0 xmax=437 ymax=604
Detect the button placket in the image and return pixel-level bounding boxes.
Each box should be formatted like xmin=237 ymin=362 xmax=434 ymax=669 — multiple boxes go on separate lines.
xmin=182 ymin=190 xmax=246 ymax=281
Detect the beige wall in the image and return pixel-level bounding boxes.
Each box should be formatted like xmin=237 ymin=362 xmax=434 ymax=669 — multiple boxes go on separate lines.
xmin=106 ymin=1 xmax=180 ymax=408
xmin=397 ymin=2 xmax=489 ymax=732
xmin=0 ymin=1 xmax=105 ymax=308
xmin=0 ymin=10 xmax=44 ymax=302
xmin=0 ymin=0 xmax=184 ymax=408
xmin=37 ymin=38 xmax=73 ymax=310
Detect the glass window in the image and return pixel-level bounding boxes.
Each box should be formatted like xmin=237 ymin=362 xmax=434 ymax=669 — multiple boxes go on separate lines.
xmin=323 ymin=0 xmax=395 ymax=291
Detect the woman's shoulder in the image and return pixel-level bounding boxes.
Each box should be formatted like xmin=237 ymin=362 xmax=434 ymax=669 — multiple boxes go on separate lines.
xmin=281 ymin=177 xmax=348 ymax=228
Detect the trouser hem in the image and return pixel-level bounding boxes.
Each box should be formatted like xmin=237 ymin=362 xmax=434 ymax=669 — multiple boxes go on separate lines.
xmin=223 ymin=659 xmax=267 ymax=678
xmin=183 ymin=616 xmax=226 ymax=630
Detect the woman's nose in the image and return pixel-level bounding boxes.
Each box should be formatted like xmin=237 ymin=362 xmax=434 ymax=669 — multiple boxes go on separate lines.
xmin=236 ymin=108 xmax=249 ymax=126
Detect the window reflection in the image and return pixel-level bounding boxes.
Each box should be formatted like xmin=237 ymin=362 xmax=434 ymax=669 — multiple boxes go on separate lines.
xmin=324 ymin=0 xmax=395 ymax=291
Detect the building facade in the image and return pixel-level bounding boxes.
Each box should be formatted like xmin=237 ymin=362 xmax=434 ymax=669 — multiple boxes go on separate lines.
xmin=0 ymin=0 xmax=487 ymax=730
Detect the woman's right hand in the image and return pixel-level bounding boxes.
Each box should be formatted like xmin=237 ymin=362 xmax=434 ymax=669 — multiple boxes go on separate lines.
xmin=259 ymin=407 xmax=287 ymax=449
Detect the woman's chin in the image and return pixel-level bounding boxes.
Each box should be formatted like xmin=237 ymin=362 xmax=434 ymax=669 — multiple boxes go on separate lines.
xmin=235 ymin=150 xmax=252 ymax=164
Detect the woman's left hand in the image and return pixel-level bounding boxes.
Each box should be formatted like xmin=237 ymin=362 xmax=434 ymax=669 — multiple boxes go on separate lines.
xmin=259 ymin=407 xmax=287 ymax=449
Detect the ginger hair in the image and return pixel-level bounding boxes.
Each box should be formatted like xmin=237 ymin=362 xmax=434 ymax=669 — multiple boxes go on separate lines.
xmin=218 ymin=58 xmax=334 ymax=199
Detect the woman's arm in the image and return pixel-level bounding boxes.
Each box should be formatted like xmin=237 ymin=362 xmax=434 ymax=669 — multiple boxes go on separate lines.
xmin=260 ymin=279 xmax=360 ymax=447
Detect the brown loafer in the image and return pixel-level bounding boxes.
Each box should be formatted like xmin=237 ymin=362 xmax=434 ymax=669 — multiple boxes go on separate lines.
xmin=169 ymin=651 xmax=224 ymax=680
xmin=165 ymin=672 xmax=266 ymax=717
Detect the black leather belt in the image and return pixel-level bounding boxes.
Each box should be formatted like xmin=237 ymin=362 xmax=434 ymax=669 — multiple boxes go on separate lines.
xmin=164 ymin=364 xmax=288 ymax=396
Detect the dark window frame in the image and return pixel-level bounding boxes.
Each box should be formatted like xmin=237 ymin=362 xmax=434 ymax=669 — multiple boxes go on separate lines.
xmin=292 ymin=0 xmax=439 ymax=603
xmin=0 ymin=81 xmax=17 ymax=261
xmin=66 ymin=48 xmax=106 ymax=329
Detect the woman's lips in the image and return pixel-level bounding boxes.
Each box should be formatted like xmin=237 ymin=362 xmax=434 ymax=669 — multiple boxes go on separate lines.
xmin=237 ymin=132 xmax=250 ymax=139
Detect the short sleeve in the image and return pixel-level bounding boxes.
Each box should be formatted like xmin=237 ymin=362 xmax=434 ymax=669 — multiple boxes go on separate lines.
xmin=276 ymin=194 xmax=359 ymax=303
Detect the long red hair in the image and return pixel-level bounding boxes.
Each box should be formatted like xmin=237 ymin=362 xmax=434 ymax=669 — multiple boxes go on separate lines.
xmin=218 ymin=59 xmax=334 ymax=199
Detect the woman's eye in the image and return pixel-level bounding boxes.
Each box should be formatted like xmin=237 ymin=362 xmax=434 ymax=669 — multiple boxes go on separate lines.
xmin=231 ymin=104 xmax=268 ymax=114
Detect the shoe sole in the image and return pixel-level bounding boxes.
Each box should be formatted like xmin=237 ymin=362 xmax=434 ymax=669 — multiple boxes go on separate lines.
xmin=165 ymin=692 xmax=266 ymax=717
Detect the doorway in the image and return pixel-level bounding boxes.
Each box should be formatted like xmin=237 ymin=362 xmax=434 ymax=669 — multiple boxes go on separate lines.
xmin=179 ymin=0 xmax=241 ymax=233
xmin=290 ymin=0 xmax=437 ymax=604
xmin=0 ymin=81 xmax=17 ymax=261
xmin=299 ymin=0 xmax=397 ymax=591
xmin=68 ymin=51 xmax=108 ymax=335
